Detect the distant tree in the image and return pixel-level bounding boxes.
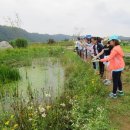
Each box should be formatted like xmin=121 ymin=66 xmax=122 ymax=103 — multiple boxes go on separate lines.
xmin=64 ymin=39 xmax=69 ymax=41
xmin=15 ymin=38 xmax=28 ymax=48
xmin=4 ymin=13 xmax=22 ymax=39
xmin=4 ymin=13 xmax=22 ymax=28
xmin=48 ymin=39 xmax=55 ymax=44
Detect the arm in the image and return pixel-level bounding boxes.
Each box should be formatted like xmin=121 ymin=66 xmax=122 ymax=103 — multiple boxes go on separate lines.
xmin=100 ymin=49 xmax=117 ymax=62
xmin=96 ymin=49 xmax=104 ymax=58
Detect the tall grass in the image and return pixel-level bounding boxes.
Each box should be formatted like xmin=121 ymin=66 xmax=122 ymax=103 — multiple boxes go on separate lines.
xmin=0 ymin=65 xmax=20 ymax=83
xmin=0 ymin=47 xmax=64 ymax=67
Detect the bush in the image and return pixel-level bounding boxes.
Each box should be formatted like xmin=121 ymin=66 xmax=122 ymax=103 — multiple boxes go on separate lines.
xmin=0 ymin=65 xmax=21 ymax=83
xmin=48 ymin=39 xmax=55 ymax=44
xmin=9 ymin=40 xmax=16 ymax=48
xmin=15 ymin=38 xmax=28 ymax=48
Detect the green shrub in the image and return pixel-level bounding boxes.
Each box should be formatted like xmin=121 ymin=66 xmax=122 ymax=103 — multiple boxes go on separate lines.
xmin=48 ymin=39 xmax=55 ymax=44
xmin=0 ymin=65 xmax=21 ymax=83
xmin=9 ymin=40 xmax=15 ymax=48
xmin=15 ymin=38 xmax=28 ymax=48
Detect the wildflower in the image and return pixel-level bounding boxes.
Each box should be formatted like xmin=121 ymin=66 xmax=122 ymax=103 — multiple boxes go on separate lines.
xmin=28 ymin=106 xmax=33 ymax=110
xmin=46 ymin=105 xmax=51 ymax=110
xmin=89 ymin=108 xmax=94 ymax=113
xmin=41 ymin=113 xmax=46 ymax=118
xmin=45 ymin=93 xmax=51 ymax=98
xmin=60 ymin=103 xmax=66 ymax=107
xmin=29 ymin=118 xmax=33 ymax=121
xmin=69 ymin=99 xmax=74 ymax=105
xmin=39 ymin=106 xmax=46 ymax=113
xmin=13 ymin=124 xmax=18 ymax=129
xmin=28 ymin=113 xmax=33 ymax=116
xmin=92 ymin=80 xmax=94 ymax=84
xmin=5 ymin=120 xmax=10 ymax=125
xmin=11 ymin=115 xmax=14 ymax=119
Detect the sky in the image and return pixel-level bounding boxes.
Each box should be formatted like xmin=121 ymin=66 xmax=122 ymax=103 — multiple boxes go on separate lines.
xmin=0 ymin=0 xmax=130 ymax=36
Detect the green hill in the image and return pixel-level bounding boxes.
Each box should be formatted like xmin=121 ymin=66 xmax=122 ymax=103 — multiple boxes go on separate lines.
xmin=0 ymin=25 xmax=72 ymax=42
xmin=0 ymin=25 xmax=130 ymax=42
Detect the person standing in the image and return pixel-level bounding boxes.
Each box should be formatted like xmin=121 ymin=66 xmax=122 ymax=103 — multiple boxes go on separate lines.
xmin=83 ymin=35 xmax=92 ymax=61
xmin=91 ymin=37 xmax=104 ymax=77
xmin=75 ymin=37 xmax=82 ymax=57
xmin=103 ymin=41 xmax=113 ymax=85
xmin=100 ymin=35 xmax=125 ymax=98
xmin=94 ymin=41 xmax=113 ymax=85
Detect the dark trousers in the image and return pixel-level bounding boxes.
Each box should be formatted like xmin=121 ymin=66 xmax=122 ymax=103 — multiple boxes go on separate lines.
xmin=93 ymin=62 xmax=96 ymax=69
xmin=99 ymin=62 xmax=104 ymax=77
xmin=85 ymin=49 xmax=87 ymax=59
xmin=112 ymin=71 xmax=122 ymax=94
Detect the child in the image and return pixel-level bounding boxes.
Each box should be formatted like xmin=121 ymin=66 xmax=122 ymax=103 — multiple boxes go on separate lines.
xmin=75 ymin=37 xmax=82 ymax=56
xmin=94 ymin=41 xmax=113 ymax=85
xmin=100 ymin=35 xmax=125 ymax=98
xmin=80 ymin=38 xmax=85 ymax=59
xmin=103 ymin=41 xmax=113 ymax=85
xmin=91 ymin=37 xmax=104 ymax=77
xmin=83 ymin=35 xmax=92 ymax=61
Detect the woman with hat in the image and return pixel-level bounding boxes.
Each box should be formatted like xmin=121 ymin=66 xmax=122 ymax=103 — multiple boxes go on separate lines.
xmin=100 ymin=35 xmax=125 ymax=98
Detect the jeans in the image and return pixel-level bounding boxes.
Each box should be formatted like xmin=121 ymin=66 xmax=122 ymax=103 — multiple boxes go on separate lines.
xmin=112 ymin=71 xmax=122 ymax=94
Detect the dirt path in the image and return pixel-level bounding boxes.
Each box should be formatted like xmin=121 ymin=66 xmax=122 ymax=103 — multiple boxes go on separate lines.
xmin=107 ymin=69 xmax=130 ymax=130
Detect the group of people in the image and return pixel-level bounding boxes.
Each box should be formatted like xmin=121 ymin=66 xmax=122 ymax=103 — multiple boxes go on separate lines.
xmin=75 ymin=35 xmax=125 ymax=98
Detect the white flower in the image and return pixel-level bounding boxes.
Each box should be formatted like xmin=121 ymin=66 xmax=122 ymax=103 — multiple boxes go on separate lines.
xmin=41 ymin=113 xmax=46 ymax=118
xmin=39 ymin=106 xmax=46 ymax=113
xmin=60 ymin=103 xmax=66 ymax=107
xmin=29 ymin=118 xmax=33 ymax=121
xmin=28 ymin=106 xmax=33 ymax=110
xmin=45 ymin=93 xmax=51 ymax=98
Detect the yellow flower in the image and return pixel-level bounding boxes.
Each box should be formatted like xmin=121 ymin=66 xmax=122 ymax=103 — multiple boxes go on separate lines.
xmin=28 ymin=113 xmax=33 ymax=116
xmin=46 ymin=105 xmax=51 ymax=110
xmin=5 ymin=120 xmax=10 ymax=125
xmin=13 ymin=124 xmax=18 ymax=129
xmin=11 ymin=115 xmax=14 ymax=119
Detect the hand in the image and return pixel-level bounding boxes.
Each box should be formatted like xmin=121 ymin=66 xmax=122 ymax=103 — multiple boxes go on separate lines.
xmin=91 ymin=59 xmax=100 ymax=62
xmin=92 ymin=56 xmax=97 ymax=61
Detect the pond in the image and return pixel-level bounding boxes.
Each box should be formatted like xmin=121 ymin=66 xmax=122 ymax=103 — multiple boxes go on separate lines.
xmin=18 ymin=58 xmax=64 ymax=98
xmin=0 ymin=58 xmax=64 ymax=111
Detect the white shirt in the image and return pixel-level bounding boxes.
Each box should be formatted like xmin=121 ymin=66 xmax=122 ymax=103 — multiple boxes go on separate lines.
xmin=75 ymin=41 xmax=82 ymax=50
xmin=87 ymin=43 xmax=94 ymax=55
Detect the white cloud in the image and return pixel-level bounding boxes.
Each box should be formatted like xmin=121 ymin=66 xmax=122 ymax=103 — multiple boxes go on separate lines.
xmin=0 ymin=0 xmax=130 ymax=36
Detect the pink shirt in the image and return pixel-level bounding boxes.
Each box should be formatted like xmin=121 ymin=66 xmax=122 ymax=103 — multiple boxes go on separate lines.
xmin=100 ymin=45 xmax=125 ymax=71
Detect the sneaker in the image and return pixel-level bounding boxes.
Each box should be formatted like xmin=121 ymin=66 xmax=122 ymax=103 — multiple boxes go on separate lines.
xmin=117 ymin=90 xmax=124 ymax=96
xmin=109 ymin=92 xmax=117 ymax=99
xmin=104 ymin=80 xmax=112 ymax=86
xmin=103 ymin=79 xmax=108 ymax=83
